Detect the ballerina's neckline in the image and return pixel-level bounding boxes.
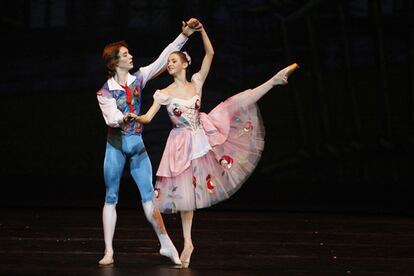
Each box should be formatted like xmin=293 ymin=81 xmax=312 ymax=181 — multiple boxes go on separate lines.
xmin=157 ymin=90 xmax=198 ymax=102
xmin=170 ymin=94 xmax=198 ymax=101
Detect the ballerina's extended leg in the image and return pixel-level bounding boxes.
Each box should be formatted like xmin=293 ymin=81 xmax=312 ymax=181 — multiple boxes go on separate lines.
xmin=246 ymin=63 xmax=299 ymax=104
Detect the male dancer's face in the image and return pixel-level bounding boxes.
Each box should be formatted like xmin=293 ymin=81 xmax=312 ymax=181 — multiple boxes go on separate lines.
xmin=117 ymin=46 xmax=134 ymax=71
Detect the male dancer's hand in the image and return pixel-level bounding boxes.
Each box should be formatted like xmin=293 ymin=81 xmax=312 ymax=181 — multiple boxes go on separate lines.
xmin=182 ymin=18 xmax=202 ymax=37
xmin=123 ymin=113 xmax=136 ymax=123
xmin=187 ymin=18 xmax=201 ymax=29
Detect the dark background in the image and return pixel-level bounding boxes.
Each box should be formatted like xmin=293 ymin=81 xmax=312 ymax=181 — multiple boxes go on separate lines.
xmin=1 ymin=0 xmax=413 ymax=214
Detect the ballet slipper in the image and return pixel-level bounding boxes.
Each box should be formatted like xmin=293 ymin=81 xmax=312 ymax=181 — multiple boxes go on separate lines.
xmin=160 ymin=246 xmax=182 ymax=265
xmin=142 ymin=201 xmax=181 ymax=265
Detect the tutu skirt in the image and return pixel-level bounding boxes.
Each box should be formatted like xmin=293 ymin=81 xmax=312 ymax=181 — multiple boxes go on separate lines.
xmin=153 ymin=89 xmax=265 ymax=213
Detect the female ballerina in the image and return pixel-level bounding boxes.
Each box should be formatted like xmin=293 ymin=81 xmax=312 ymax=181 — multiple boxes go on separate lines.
xmin=130 ymin=21 xmax=299 ymax=268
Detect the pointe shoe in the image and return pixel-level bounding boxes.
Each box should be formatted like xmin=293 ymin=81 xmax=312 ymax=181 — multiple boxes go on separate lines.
xmin=98 ymin=253 xmax=114 ymax=265
xmin=181 ymin=260 xmax=190 ymax=268
xmin=180 ymin=244 xmax=194 ymax=268
xmin=273 ymin=63 xmax=299 ymax=85
xmin=160 ymin=247 xmax=182 ymax=265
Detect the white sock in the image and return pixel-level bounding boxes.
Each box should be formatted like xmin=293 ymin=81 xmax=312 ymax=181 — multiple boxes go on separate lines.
xmin=102 ymin=203 xmax=116 ymax=254
xmin=99 ymin=203 xmax=116 ymax=265
xmin=142 ymin=201 xmax=181 ymax=265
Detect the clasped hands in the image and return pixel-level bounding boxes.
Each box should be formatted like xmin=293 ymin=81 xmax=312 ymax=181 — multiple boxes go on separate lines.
xmin=124 ymin=113 xmax=140 ymax=123
xmin=182 ymin=18 xmax=203 ymax=36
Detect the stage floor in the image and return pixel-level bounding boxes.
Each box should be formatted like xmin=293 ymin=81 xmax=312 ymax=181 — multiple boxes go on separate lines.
xmin=0 ymin=207 xmax=413 ymax=276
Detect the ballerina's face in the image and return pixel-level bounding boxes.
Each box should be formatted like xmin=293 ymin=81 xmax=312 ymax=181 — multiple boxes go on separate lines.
xmin=116 ymin=46 xmax=134 ymax=70
xmin=167 ymin=53 xmax=187 ymax=75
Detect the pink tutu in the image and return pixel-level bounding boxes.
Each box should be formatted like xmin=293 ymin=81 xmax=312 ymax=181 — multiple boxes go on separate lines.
xmin=152 ymin=74 xmax=265 ymax=213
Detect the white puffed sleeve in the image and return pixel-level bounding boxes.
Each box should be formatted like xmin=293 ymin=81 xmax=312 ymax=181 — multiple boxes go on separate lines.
xmin=153 ymin=90 xmax=171 ymax=106
xmin=97 ymin=89 xmax=124 ymax=128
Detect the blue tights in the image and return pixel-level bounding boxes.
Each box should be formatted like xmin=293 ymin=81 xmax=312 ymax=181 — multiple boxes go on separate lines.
xmin=103 ymin=133 xmax=154 ymax=204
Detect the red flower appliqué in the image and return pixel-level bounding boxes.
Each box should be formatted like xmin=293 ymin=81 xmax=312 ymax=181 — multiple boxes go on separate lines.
xmin=133 ymin=86 xmax=140 ymax=97
xmin=193 ymin=176 xmax=197 ymax=188
xmin=219 ymin=155 xmax=234 ymax=169
xmin=244 ymin=121 xmax=253 ymax=132
xmin=135 ymin=122 xmax=142 ymax=132
xmin=206 ymin=174 xmax=216 ymax=193
xmin=154 ymin=188 xmax=160 ymax=200
xmin=173 ymin=107 xmax=182 ymax=117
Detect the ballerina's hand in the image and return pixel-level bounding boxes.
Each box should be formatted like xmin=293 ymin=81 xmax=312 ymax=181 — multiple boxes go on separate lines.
xmin=123 ymin=113 xmax=138 ymax=123
xmin=188 ymin=18 xmax=203 ymax=31
xmin=273 ymin=63 xmax=299 ymax=85
xmin=187 ymin=18 xmax=199 ymax=28
xmin=182 ymin=18 xmax=202 ymax=36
